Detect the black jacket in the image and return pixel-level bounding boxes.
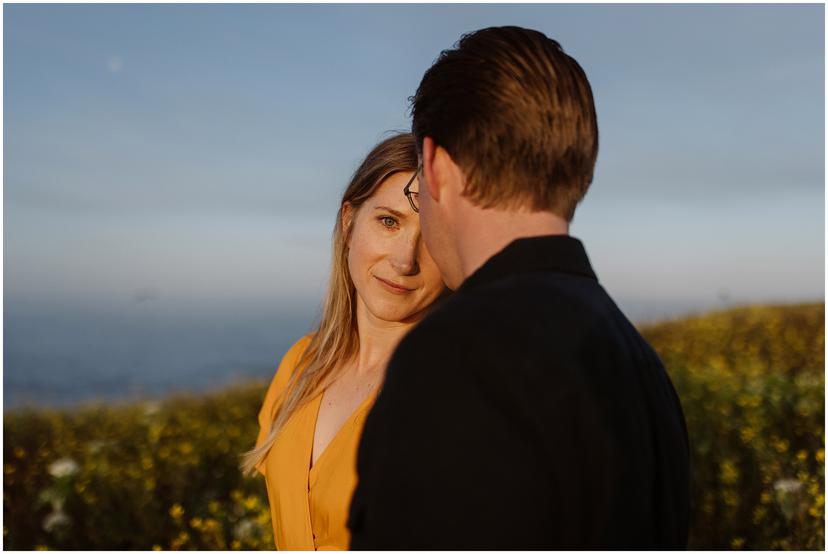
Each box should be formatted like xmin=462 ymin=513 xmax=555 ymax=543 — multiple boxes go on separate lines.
xmin=348 ymin=235 xmax=690 ymax=550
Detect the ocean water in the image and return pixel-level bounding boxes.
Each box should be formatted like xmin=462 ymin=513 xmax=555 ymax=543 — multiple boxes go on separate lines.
xmin=3 ymin=296 xmax=716 ymax=410
xmin=3 ymin=302 xmax=319 ymax=410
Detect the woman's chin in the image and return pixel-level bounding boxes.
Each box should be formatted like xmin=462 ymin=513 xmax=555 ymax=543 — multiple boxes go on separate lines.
xmin=365 ymin=301 xmax=425 ymax=324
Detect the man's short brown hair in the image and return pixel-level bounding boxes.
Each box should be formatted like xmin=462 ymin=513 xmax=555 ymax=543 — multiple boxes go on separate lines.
xmin=411 ymin=26 xmax=598 ymax=221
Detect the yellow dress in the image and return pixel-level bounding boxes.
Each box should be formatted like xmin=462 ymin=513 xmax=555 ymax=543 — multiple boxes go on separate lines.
xmin=255 ymin=336 xmax=378 ymax=550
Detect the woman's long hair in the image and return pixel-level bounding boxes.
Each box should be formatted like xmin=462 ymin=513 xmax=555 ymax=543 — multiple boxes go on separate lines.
xmin=240 ymin=132 xmax=418 ymax=476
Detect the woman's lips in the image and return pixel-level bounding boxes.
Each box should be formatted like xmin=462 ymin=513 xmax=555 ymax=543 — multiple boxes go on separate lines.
xmin=374 ymin=275 xmax=415 ymax=294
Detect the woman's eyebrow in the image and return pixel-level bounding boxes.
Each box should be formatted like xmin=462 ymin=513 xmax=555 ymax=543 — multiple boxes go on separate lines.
xmin=374 ymin=206 xmax=408 ymax=219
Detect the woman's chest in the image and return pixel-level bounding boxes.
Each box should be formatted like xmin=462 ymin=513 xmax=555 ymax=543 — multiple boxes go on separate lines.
xmin=312 ymin=372 xmax=380 ymax=467
xmin=263 ymin=393 xmax=373 ymax=550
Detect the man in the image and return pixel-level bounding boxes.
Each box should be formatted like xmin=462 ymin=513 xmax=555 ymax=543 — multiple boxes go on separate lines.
xmin=348 ymin=26 xmax=690 ymax=549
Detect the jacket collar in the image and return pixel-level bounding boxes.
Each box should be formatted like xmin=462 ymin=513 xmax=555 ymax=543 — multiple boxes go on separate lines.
xmin=458 ymin=234 xmax=597 ymax=292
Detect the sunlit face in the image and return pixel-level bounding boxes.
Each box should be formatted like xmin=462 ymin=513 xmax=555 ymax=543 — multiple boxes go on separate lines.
xmin=345 ymin=172 xmax=446 ymax=324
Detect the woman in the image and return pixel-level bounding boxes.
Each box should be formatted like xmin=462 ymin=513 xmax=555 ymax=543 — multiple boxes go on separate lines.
xmin=240 ymin=133 xmax=446 ymax=550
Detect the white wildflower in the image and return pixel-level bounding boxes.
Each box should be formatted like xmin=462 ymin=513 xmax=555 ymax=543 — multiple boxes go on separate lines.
xmin=42 ymin=510 xmax=71 ymax=533
xmin=48 ymin=458 xmax=79 ymax=479
xmin=233 ymin=518 xmax=255 ymax=540
xmin=773 ymin=478 xmax=802 ymax=494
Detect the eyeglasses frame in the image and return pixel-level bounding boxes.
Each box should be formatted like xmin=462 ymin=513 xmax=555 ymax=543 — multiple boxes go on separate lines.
xmin=403 ymin=163 xmax=422 ymax=213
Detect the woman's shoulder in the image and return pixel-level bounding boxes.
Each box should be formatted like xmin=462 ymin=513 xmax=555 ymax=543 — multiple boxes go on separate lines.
xmin=258 ymin=335 xmax=314 ymax=424
xmin=281 ymin=334 xmax=314 ymax=367
xmin=273 ymin=334 xmax=314 ymax=387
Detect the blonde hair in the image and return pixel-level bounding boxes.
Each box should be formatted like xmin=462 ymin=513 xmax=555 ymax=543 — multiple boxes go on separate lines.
xmin=240 ymin=132 xmax=418 ymax=476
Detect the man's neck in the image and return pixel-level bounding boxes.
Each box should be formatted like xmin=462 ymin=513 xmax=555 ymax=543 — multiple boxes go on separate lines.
xmin=453 ymin=207 xmax=569 ymax=285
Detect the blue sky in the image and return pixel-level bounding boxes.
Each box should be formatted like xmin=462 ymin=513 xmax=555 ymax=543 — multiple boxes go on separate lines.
xmin=5 ymin=3 xmax=825 ymax=322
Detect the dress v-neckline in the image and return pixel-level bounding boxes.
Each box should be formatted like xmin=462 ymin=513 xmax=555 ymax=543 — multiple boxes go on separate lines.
xmin=308 ymin=387 xmax=377 ymax=475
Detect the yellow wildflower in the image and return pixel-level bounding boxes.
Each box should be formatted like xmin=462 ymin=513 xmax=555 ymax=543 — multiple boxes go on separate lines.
xmin=752 ymin=506 xmax=767 ymax=524
xmin=720 ymin=460 xmax=739 ymax=485
xmin=773 ymin=438 xmax=789 ymax=453
xmin=169 ymin=504 xmax=184 ymax=519
xmin=243 ymin=495 xmax=260 ymax=511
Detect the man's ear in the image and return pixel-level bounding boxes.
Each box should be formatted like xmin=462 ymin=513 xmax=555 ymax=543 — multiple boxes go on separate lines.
xmin=422 ymin=137 xmax=441 ymax=203
xmin=423 ymin=136 xmax=462 ymax=204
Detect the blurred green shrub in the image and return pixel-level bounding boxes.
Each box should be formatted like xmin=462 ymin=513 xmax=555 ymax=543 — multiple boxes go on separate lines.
xmin=641 ymin=302 xmax=824 ymax=550
xmin=4 ymin=384 xmax=273 ymax=550
xmin=3 ymin=303 xmax=824 ymax=549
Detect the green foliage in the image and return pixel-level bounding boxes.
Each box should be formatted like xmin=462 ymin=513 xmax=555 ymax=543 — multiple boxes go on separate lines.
xmin=3 ymin=303 xmax=824 ymax=550
xmin=640 ymin=302 xmax=824 ymax=550
xmin=4 ymin=385 xmax=273 ymax=550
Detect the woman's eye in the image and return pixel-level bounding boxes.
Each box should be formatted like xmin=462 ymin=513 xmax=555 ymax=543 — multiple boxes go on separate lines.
xmin=379 ymin=216 xmax=398 ymax=229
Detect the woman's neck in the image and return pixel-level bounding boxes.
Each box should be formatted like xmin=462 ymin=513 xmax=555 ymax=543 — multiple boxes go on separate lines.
xmin=352 ymin=300 xmax=421 ymax=377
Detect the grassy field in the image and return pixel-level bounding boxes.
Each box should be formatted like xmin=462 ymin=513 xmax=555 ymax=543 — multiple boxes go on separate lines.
xmin=4 ymin=302 xmax=824 ymax=550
